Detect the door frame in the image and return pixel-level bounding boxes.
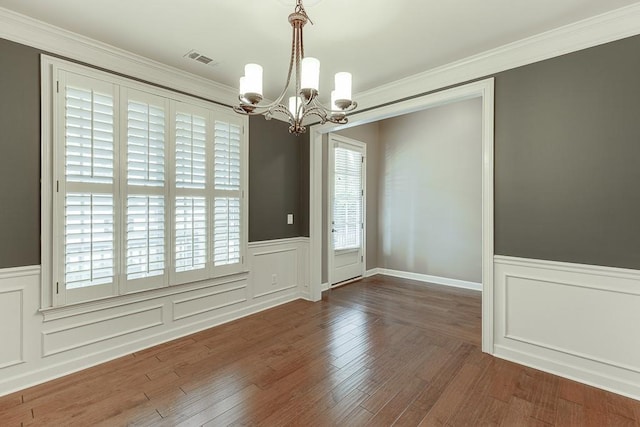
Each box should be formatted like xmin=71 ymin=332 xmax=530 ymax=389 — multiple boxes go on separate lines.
xmin=327 ymin=134 xmax=367 ymax=288
xmin=308 ymin=78 xmax=495 ymax=354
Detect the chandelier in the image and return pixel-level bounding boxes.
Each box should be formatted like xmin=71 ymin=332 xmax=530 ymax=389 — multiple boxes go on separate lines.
xmin=233 ymin=0 xmax=357 ymax=135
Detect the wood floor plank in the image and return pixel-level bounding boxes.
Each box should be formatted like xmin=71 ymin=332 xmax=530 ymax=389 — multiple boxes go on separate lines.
xmin=555 ymin=397 xmax=586 ymax=427
xmin=416 ymin=357 xmax=487 ymax=426
xmin=0 ymin=275 xmax=638 ymax=426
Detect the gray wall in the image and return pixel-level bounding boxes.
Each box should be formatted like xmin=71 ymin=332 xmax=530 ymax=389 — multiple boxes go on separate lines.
xmin=494 ymin=35 xmax=640 ymax=269
xmin=0 ymin=38 xmax=41 ymax=268
xmin=3 ymin=32 xmax=640 ymax=271
xmin=249 ymin=116 xmax=309 ymax=242
xmin=378 ymin=99 xmax=482 ymax=282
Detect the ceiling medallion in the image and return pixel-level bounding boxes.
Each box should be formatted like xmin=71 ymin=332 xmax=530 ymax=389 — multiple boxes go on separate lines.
xmin=234 ymin=0 xmax=357 ymax=135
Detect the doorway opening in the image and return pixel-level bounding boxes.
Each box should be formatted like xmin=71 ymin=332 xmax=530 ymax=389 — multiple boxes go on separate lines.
xmin=308 ymin=78 xmax=495 ymax=354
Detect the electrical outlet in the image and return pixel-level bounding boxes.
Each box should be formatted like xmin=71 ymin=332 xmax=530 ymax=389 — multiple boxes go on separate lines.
xmin=271 ymin=274 xmax=277 ymax=285
xmin=287 ymin=213 xmax=294 ymax=225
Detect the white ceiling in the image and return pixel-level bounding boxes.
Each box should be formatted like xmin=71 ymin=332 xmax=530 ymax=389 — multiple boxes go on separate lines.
xmin=0 ymin=0 xmax=638 ymax=102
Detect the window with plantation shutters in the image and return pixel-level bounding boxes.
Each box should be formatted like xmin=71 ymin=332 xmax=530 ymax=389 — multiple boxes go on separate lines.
xmin=333 ymin=145 xmax=363 ymax=250
xmin=56 ymin=72 xmax=118 ymax=304
xmin=172 ymin=104 xmax=210 ymax=282
xmin=48 ymin=59 xmax=246 ymax=307
xmin=123 ymin=90 xmax=168 ymax=291
xmin=213 ymin=120 xmax=242 ymax=268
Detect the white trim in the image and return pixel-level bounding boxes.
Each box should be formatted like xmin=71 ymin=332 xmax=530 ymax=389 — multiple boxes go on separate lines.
xmin=364 ymin=268 xmax=380 ymax=278
xmin=494 ymin=345 xmax=640 ymax=402
xmin=493 ymin=255 xmax=640 ymax=401
xmin=0 ymin=234 xmax=308 ymax=396
xmin=309 ymin=79 xmax=495 ymax=353
xmin=0 ymin=7 xmax=238 ymax=106
xmin=2 ymin=2 xmax=638 ymax=113
xmin=39 ymin=273 xmax=249 ymax=322
xmin=494 ymin=255 xmax=640 ymax=281
xmin=376 ymin=269 xmax=482 ymax=292
xmin=0 ymin=265 xmax=41 ymax=280
xmin=1 ymin=291 xmax=299 ymax=398
xmin=353 ymin=3 xmax=640 ymax=111
xmin=321 ymin=282 xmax=329 ymax=292
xmin=247 ymin=237 xmax=310 ymax=249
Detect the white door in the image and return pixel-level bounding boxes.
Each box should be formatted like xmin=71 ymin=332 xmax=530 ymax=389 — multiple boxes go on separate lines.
xmin=329 ymin=134 xmax=365 ymax=286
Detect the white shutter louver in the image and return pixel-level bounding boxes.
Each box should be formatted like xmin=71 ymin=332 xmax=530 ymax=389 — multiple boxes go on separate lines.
xmin=174 ymin=109 xmax=209 ymax=276
xmin=125 ymin=96 xmax=167 ymax=285
xmin=175 ymin=197 xmax=207 ymax=272
xmin=333 ymin=146 xmax=362 ymax=250
xmin=64 ymin=193 xmax=114 ymax=289
xmin=214 ymin=121 xmax=241 ymax=191
xmin=127 ymin=101 xmax=165 ymax=187
xmin=126 ymin=196 xmax=165 ymax=280
xmin=65 ymin=87 xmax=114 ymax=184
xmin=214 ymin=197 xmax=241 ymax=266
xmin=213 ymin=120 xmax=242 ymax=267
xmin=175 ymin=113 xmax=207 ymax=189
xmin=63 ymin=82 xmax=116 ymax=292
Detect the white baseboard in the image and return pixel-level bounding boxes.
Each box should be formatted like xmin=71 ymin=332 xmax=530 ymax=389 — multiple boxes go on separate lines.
xmin=494 ymin=344 xmax=640 ymax=402
xmin=0 ymin=292 xmax=299 ymax=397
xmin=320 ymin=282 xmax=329 ymax=291
xmin=376 ymin=268 xmax=482 ymax=292
xmin=494 ymin=255 xmax=640 ymax=401
xmin=364 ymin=268 xmax=380 ymax=278
xmin=0 ymin=237 xmax=310 ymax=397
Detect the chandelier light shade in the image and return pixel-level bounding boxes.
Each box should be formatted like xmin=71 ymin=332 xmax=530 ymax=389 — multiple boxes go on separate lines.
xmin=233 ymin=0 xmax=357 ymax=135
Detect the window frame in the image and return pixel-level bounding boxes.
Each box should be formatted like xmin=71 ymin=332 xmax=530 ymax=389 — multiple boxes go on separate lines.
xmin=41 ymin=56 xmax=248 ymax=309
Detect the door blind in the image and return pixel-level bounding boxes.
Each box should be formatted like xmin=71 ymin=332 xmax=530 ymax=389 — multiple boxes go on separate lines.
xmin=333 ymin=146 xmax=363 ymax=250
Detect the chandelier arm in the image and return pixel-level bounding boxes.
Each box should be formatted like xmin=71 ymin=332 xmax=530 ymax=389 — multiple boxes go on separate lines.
xmin=238 ymin=23 xmax=298 ymax=113
xmin=300 ymin=108 xmax=329 ymax=125
xmin=308 ymin=96 xmax=358 ymax=114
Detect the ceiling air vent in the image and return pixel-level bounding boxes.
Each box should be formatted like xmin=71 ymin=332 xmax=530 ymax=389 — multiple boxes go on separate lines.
xmin=183 ymin=50 xmax=219 ymax=67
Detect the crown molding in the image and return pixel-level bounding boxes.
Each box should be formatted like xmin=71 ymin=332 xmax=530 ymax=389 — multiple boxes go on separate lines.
xmin=2 ymin=3 xmax=640 ymax=114
xmin=0 ymin=6 xmax=239 ymax=107
xmin=353 ymin=2 xmax=640 ymax=111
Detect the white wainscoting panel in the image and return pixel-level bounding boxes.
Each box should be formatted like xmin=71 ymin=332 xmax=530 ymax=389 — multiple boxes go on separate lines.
xmin=0 ymin=288 xmax=23 ymax=369
xmin=42 ymin=306 xmax=164 ymax=357
xmin=494 ymin=255 xmax=640 ymax=401
xmin=0 ymin=238 xmax=309 ymax=397
xmin=172 ymin=280 xmax=247 ymax=322
xmin=248 ymin=238 xmax=308 ymax=299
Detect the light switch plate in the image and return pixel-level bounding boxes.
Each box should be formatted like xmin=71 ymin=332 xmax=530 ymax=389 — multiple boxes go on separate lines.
xmin=287 ymin=214 xmax=294 ymax=225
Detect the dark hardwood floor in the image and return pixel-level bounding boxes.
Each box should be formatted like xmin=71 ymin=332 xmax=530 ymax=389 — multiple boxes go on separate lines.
xmin=1 ymin=275 xmax=639 ymax=426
